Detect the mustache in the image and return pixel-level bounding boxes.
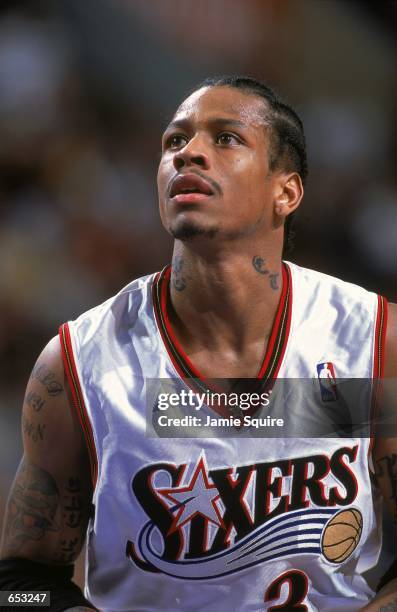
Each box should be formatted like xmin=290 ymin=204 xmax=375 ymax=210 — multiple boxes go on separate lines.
xmin=166 ymin=170 xmax=222 ymax=198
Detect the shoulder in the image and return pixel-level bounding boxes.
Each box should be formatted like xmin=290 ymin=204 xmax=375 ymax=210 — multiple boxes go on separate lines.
xmin=66 ymin=271 xmax=157 ymax=333
xmin=285 ymin=262 xmax=379 ymax=334
xmin=385 ymin=302 xmax=397 ymax=377
xmin=286 ymin=261 xmax=377 ymax=300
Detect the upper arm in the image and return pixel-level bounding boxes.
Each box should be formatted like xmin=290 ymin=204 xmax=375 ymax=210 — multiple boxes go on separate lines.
xmin=372 ymin=302 xmax=397 ymax=523
xmin=0 ymin=336 xmax=93 ymax=564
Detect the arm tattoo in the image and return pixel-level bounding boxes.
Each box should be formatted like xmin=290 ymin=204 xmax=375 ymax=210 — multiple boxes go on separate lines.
xmin=22 ymin=415 xmax=45 ymax=442
xmin=53 ymin=537 xmax=80 ymax=563
xmin=252 ymin=256 xmax=280 ymax=291
xmin=172 ymin=255 xmax=187 ymax=291
xmin=52 ymin=476 xmax=87 ymax=562
xmin=2 ymin=458 xmax=59 ymax=555
xmin=31 ymin=363 xmax=63 ymax=396
xmin=63 ymin=477 xmax=84 ymax=528
xmin=25 ymin=390 xmax=46 ymax=412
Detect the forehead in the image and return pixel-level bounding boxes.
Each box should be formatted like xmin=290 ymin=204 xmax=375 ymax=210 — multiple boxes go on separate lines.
xmin=171 ymin=86 xmax=269 ymax=127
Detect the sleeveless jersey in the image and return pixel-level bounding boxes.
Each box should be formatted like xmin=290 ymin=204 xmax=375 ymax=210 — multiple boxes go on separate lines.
xmin=60 ymin=261 xmax=388 ymax=612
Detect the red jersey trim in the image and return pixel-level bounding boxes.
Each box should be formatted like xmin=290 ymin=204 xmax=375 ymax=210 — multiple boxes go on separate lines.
xmin=152 ymin=269 xmax=194 ymax=381
xmin=257 ymin=262 xmax=292 ymax=380
xmin=59 ymin=322 xmax=98 ymax=487
xmin=373 ymin=295 xmax=388 ymax=379
xmin=152 ymin=262 xmax=292 ymax=395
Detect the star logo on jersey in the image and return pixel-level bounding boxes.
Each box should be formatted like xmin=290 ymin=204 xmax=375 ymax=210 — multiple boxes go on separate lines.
xmin=158 ymin=455 xmax=224 ymax=534
xmin=128 ymin=446 xmax=360 ymax=579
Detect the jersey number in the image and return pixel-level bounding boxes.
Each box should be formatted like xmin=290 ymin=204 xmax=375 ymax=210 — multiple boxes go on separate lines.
xmin=264 ymin=569 xmax=309 ymax=610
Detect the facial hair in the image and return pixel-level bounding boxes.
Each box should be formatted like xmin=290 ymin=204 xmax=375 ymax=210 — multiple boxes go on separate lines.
xmin=169 ymin=220 xmax=219 ymax=240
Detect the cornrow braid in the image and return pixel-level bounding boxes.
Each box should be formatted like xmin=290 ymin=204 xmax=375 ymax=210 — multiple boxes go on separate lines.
xmin=196 ymin=76 xmax=308 ymax=256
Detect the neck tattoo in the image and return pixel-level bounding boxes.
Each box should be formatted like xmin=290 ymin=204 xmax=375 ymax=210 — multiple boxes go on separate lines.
xmin=252 ymin=256 xmax=280 ymax=290
xmin=172 ymin=255 xmax=188 ymax=292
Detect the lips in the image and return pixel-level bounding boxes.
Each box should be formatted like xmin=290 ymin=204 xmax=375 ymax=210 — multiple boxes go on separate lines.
xmin=169 ymin=173 xmax=214 ymax=198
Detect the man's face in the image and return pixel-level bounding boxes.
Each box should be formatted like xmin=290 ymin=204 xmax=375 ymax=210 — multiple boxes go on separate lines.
xmin=157 ymin=86 xmax=278 ymax=242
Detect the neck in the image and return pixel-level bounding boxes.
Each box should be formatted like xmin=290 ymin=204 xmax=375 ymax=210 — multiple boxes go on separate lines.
xmin=168 ymin=238 xmax=284 ymax=353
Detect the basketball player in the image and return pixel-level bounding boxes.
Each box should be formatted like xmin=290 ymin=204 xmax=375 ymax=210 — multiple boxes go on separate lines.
xmin=1 ymin=76 xmax=397 ymax=611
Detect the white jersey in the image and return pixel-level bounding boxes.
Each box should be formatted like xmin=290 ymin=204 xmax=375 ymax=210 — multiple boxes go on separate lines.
xmin=60 ymin=262 xmax=388 ymax=612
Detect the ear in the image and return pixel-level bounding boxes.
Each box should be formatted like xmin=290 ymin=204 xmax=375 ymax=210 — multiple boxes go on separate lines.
xmin=274 ymin=172 xmax=304 ymax=218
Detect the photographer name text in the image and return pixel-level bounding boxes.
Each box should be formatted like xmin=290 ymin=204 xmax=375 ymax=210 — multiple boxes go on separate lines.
xmin=156 ymin=414 xmax=284 ymax=429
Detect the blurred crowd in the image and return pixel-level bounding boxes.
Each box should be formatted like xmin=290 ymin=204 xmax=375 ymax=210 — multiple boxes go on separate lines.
xmin=0 ymin=0 xmax=396 ymax=582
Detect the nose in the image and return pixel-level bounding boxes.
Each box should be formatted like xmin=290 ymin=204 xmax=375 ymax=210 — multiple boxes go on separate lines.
xmin=173 ymin=137 xmax=210 ymax=171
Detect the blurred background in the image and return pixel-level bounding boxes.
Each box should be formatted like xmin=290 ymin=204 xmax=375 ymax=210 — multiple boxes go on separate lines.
xmin=0 ymin=0 xmax=396 ymax=589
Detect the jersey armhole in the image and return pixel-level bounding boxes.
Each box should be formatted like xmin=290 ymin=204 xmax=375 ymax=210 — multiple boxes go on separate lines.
xmin=373 ymin=295 xmax=388 ymax=379
xmin=59 ymin=322 xmax=98 ymax=487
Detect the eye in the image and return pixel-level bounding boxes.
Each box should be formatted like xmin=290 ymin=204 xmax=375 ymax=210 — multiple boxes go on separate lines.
xmin=165 ymin=134 xmax=188 ymax=150
xmin=216 ymin=132 xmax=241 ymax=146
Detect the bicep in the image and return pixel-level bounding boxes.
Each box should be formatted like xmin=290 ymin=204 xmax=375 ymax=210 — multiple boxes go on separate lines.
xmin=0 ymin=337 xmax=93 ymax=564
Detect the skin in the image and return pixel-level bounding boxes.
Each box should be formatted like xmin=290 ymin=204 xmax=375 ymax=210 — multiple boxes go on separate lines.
xmin=158 ymin=86 xmax=302 ymax=380
xmin=0 ymin=338 xmax=93 ymax=610
xmin=0 ymin=85 xmax=396 ymax=611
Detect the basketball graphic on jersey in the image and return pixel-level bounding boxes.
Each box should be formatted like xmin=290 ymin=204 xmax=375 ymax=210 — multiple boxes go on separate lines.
xmin=321 ymin=508 xmax=363 ymax=563
xmin=61 ymin=262 xmax=384 ymax=609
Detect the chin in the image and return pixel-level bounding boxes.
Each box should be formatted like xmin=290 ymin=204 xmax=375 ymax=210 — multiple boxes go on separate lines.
xmin=169 ymin=219 xmax=219 ymax=241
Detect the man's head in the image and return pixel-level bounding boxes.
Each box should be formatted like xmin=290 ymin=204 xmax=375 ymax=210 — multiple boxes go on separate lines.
xmin=157 ymin=76 xmax=307 ymax=254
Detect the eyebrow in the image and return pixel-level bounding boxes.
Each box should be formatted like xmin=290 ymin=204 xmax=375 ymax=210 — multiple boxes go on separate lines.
xmin=163 ymin=117 xmax=248 ymax=132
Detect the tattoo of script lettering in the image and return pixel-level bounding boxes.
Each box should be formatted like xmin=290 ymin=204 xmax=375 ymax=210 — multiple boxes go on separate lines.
xmin=22 ymin=415 xmax=45 ymax=442
xmin=63 ymin=477 xmax=84 ymax=528
xmin=172 ymin=255 xmax=187 ymax=291
xmin=3 ymin=458 xmax=59 ymax=555
xmin=53 ymin=536 xmax=80 ymax=563
xmin=31 ymin=362 xmax=63 ymax=396
xmin=252 ymin=256 xmax=280 ymax=290
xmin=52 ymin=476 xmax=85 ymax=563
xmin=25 ymin=390 xmax=45 ymax=412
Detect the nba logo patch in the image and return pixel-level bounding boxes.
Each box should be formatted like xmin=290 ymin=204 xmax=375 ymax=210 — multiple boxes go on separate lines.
xmin=317 ymin=362 xmax=338 ymax=402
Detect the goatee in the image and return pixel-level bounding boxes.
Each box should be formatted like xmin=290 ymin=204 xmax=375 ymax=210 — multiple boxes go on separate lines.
xmin=170 ymin=222 xmax=219 ymax=240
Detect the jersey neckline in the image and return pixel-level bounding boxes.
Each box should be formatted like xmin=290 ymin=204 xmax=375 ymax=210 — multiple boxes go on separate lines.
xmin=152 ymin=262 xmax=292 ymax=401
